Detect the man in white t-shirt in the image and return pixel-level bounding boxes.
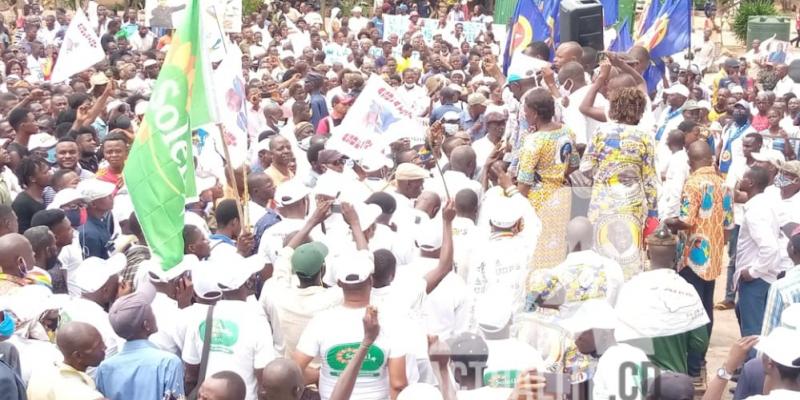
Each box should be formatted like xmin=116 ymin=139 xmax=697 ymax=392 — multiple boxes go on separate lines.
xmin=60 ymin=254 xmax=128 ymax=364
xmin=559 ymin=299 xmax=654 ymax=400
xmin=182 ymin=258 xmax=276 ymax=400
xmin=257 ymin=180 xmax=311 ymax=265
xmin=293 ymin=250 xmax=408 ymax=400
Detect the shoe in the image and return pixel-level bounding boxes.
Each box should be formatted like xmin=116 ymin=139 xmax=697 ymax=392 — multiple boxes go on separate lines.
xmin=714 ymin=300 xmax=735 ymax=310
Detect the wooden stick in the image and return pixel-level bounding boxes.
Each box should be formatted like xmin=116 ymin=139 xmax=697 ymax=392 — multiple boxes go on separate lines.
xmin=217 ymin=124 xmax=247 ymax=233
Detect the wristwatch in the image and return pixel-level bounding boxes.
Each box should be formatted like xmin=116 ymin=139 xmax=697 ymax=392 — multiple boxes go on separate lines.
xmin=717 ymin=367 xmax=733 ymax=380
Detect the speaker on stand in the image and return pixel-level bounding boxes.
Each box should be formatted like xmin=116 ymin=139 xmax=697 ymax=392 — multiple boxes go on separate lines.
xmin=559 ymin=0 xmax=605 ymax=52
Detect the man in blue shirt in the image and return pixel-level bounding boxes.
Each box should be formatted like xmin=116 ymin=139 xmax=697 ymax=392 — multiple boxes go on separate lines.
xmin=430 ymin=85 xmax=464 ymax=124
xmin=77 ymin=179 xmax=116 ymax=259
xmin=305 ymin=73 xmax=328 ymax=130
xmin=96 ymin=290 xmax=185 ymax=400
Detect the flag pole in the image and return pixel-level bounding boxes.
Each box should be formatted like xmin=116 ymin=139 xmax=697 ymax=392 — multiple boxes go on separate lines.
xmin=211 ymin=6 xmax=250 ymax=232
xmin=217 ymin=124 xmax=248 ymax=233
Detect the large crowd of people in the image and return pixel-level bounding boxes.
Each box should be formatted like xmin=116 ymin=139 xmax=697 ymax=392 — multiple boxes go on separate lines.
xmin=0 ymin=1 xmax=800 ymax=399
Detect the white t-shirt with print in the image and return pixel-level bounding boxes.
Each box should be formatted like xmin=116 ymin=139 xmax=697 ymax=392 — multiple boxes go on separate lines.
xmin=182 ymin=299 xmax=276 ymax=400
xmin=483 ymin=339 xmax=545 ymax=389
xmin=296 ymin=305 xmax=406 ymax=400
xmin=592 ymin=343 xmax=653 ymax=400
xmin=257 ymin=217 xmax=305 ymax=264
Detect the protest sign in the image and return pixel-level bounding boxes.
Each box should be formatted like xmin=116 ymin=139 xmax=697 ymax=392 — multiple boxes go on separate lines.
xmin=328 ymin=75 xmax=425 ymax=160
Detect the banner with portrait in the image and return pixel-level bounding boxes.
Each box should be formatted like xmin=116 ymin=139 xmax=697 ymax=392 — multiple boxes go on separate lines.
xmin=328 ymin=75 xmax=425 ymax=160
xmin=146 ymin=0 xmax=242 ymax=32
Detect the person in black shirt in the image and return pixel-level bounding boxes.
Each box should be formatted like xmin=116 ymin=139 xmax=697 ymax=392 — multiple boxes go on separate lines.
xmin=73 ymin=126 xmax=99 ymax=173
xmin=11 ymin=156 xmax=50 ymax=233
xmin=100 ymin=19 xmax=120 ymax=53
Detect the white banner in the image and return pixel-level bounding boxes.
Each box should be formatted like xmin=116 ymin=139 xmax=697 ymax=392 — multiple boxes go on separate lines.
xmin=328 ymin=75 xmax=425 ymax=159
xmin=212 ymin=41 xmax=249 ymax=167
xmin=146 ymin=0 xmax=242 ymax=32
xmin=383 ymin=14 xmax=505 ymax=46
xmin=614 ymin=270 xmax=710 ymax=341
xmin=50 ymin=8 xmax=105 ymax=83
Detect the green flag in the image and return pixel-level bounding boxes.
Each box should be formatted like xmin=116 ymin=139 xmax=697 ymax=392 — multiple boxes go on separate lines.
xmin=123 ymin=0 xmax=215 ymax=270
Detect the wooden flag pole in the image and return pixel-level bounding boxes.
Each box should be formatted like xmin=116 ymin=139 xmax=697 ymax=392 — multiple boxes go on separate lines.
xmin=217 ymin=124 xmax=248 ymax=233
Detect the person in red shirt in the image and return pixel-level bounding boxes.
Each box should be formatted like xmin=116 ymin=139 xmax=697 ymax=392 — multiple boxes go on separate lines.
xmin=95 ymin=131 xmax=128 ymax=192
xmin=316 ymin=94 xmax=353 ymax=136
xmin=751 ymin=92 xmax=774 ymax=132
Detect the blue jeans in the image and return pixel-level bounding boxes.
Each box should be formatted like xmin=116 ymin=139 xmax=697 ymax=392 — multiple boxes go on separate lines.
xmin=736 ymin=277 xmax=771 ymax=337
xmin=725 ymin=225 xmax=740 ymax=302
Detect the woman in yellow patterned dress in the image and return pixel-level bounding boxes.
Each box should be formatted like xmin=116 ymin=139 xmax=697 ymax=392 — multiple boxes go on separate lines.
xmin=578 ymin=87 xmax=659 ymax=279
xmin=517 ymin=88 xmax=577 ymax=269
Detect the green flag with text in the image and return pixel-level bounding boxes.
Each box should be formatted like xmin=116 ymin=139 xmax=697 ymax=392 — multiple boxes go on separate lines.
xmin=123 ymin=0 xmax=215 ymax=270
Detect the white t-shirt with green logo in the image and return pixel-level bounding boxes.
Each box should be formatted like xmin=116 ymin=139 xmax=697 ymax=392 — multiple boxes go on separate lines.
xmin=182 ymin=299 xmax=277 ymax=400
xmin=296 ymin=305 xmax=407 ymax=400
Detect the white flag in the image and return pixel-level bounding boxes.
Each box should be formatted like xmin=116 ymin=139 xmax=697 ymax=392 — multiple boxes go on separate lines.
xmin=211 ymin=40 xmax=249 ymax=167
xmin=50 ymin=8 xmax=105 ymax=83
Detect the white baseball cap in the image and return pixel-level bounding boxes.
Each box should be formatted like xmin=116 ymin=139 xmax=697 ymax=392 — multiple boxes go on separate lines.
xmin=558 ymin=298 xmax=619 ymax=334
xmin=663 ymin=84 xmax=689 ymax=98
xmin=415 ymin=218 xmax=442 ymax=251
xmin=192 ymin=260 xmax=223 ymax=300
xmin=78 ymin=179 xmax=116 ymax=202
xmin=27 ymin=133 xmax=57 ymax=151
xmin=146 ymin=254 xmax=199 ymax=283
xmin=72 ymin=254 xmax=127 ymax=294
xmin=274 ymin=179 xmax=310 ymax=207
xmin=397 ymin=383 xmax=443 ymax=400
xmin=217 ymin=255 xmax=264 ymax=291
xmin=488 ymin=197 xmax=523 ymax=229
xmin=475 ymin=292 xmax=513 ymax=333
xmin=752 ymin=149 xmax=785 ymax=167
xmin=755 ymin=327 xmax=800 ymax=368
xmin=332 ymin=250 xmax=374 ymax=284
xmin=47 ymin=188 xmax=87 ymax=210
xmin=354 ymin=203 xmax=382 ymax=229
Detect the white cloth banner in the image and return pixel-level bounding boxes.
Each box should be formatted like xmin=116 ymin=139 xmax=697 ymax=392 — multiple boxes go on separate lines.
xmin=613 ymin=269 xmax=710 ymax=341
xmin=50 ymin=8 xmax=106 ymax=83
xmin=328 ymin=75 xmax=425 ymax=160
xmin=383 ymin=14 xmax=505 ymax=45
xmin=146 ymin=0 xmax=242 ymax=32
xmin=212 ymin=41 xmax=249 ymax=167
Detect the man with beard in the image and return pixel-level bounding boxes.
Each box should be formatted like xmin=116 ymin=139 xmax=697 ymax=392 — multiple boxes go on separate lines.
xmin=23 ymin=225 xmax=60 ymax=287
xmin=31 ymin=208 xmax=76 ymax=294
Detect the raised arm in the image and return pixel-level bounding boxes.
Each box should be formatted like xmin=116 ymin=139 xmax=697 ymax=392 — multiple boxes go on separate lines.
xmin=579 ymin=63 xmax=611 ymax=123
xmin=329 ymin=306 xmax=380 ymax=400
xmin=423 ymin=200 xmax=455 ymax=294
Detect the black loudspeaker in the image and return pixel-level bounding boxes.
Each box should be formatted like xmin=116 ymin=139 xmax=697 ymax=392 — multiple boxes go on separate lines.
xmin=559 ymin=0 xmax=604 ymax=51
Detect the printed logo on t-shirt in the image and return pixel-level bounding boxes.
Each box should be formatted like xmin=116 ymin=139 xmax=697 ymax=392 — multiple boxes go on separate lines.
xmin=484 ymin=369 xmax=520 ymax=388
xmin=199 ymin=319 xmax=240 ymax=353
xmin=326 ymin=342 xmax=385 ymax=377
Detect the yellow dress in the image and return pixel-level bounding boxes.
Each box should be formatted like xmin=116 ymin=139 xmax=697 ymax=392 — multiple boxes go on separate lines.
xmin=517 ymin=127 xmax=576 ymax=269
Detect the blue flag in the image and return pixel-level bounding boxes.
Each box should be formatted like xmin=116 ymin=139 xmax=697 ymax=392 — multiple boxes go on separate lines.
xmin=608 ymin=18 xmax=633 ymax=52
xmin=601 ymin=0 xmax=618 ymax=27
xmin=503 ymin=0 xmax=549 ymax=73
xmin=543 ymin=0 xmax=561 ymax=46
xmin=644 ymin=59 xmax=666 ymax=95
xmin=637 ymin=0 xmax=691 ymax=59
xmin=635 ymin=0 xmax=663 ymax=38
